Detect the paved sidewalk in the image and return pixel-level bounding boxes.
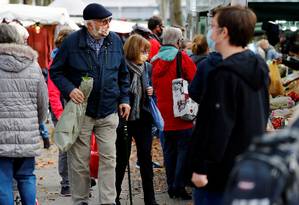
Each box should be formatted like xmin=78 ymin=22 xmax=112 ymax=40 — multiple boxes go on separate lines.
xmin=35 ymin=144 xmax=192 ymax=205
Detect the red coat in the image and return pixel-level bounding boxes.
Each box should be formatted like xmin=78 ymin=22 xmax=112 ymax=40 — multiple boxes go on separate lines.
xmin=27 ymin=25 xmax=55 ymax=68
xmin=152 ymin=51 xmax=196 ymax=131
xmin=148 ymin=38 xmax=161 ymax=61
xmin=47 ymin=59 xmax=63 ymax=120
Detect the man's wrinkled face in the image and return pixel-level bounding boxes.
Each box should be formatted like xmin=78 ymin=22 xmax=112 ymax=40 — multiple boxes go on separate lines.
xmin=88 ymin=17 xmax=112 ymax=39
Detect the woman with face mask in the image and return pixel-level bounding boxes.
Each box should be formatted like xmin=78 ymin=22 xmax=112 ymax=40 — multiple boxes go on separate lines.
xmin=115 ymin=34 xmax=158 ymax=205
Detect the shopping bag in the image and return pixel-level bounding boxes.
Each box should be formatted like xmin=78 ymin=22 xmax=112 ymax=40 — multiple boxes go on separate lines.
xmin=172 ymin=78 xmax=198 ymax=120
xmin=54 ymin=77 xmax=93 ymax=152
xmin=172 ymin=51 xmax=198 ymax=121
xmin=269 ymin=61 xmax=284 ymax=97
xmin=90 ymin=133 xmax=99 ymax=179
xmin=149 ymin=97 xmax=164 ymax=131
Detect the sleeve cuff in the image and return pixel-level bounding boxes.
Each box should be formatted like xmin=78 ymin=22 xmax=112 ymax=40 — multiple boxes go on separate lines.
xmin=62 ymin=84 xmax=75 ymax=100
xmin=192 ymin=160 xmax=209 ymax=175
xmin=119 ymin=96 xmax=130 ymax=104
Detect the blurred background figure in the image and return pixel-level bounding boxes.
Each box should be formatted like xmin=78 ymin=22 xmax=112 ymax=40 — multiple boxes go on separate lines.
xmin=181 ymin=38 xmax=192 ymax=56
xmin=48 ymin=28 xmax=74 ymax=197
xmin=132 ymin=24 xmax=161 ymax=62
xmin=258 ymin=38 xmax=282 ymax=61
xmin=190 ymin=34 xmax=209 ymax=66
xmin=148 ymin=15 xmax=164 ymax=44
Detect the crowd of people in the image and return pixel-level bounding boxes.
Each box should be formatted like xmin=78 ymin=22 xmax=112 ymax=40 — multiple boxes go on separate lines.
xmin=0 ymin=2 xmax=299 ymax=205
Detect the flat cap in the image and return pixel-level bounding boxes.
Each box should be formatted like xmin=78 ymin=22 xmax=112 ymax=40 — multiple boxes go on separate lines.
xmin=83 ymin=3 xmax=112 ymax=20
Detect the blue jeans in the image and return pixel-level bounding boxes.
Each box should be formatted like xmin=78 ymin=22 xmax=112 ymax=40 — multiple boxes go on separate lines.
xmin=0 ymin=157 xmax=36 ymax=205
xmin=159 ymin=130 xmax=165 ymax=151
xmin=163 ymin=128 xmax=192 ymax=191
xmin=39 ymin=122 xmax=49 ymax=140
xmin=193 ymin=188 xmax=223 ymax=205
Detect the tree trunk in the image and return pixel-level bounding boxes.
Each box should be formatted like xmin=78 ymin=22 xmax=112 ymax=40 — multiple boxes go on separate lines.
xmin=159 ymin=0 xmax=168 ymax=25
xmin=170 ymin=0 xmax=183 ymax=27
xmin=35 ymin=0 xmax=42 ymax=6
xmin=186 ymin=11 xmax=199 ymax=40
xmin=43 ymin=0 xmax=52 ymax=6
xmin=9 ymin=0 xmax=20 ymax=3
xmin=23 ymin=0 xmax=33 ymax=4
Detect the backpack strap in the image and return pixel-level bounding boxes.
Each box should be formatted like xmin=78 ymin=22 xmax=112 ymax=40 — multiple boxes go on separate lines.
xmin=176 ymin=50 xmax=182 ymax=79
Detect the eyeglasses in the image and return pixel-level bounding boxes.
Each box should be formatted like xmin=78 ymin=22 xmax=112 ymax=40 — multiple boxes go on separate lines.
xmin=94 ymin=17 xmax=112 ymax=26
xmin=210 ymin=23 xmax=219 ymax=29
xmin=141 ymin=50 xmax=149 ymax=55
xmin=209 ymin=23 xmax=224 ymax=33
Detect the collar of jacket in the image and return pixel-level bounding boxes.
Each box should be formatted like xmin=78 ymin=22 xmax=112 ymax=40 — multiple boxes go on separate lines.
xmin=0 ymin=43 xmax=38 ymax=72
xmin=78 ymin=27 xmax=112 ymax=49
xmin=156 ymin=44 xmax=178 ymax=62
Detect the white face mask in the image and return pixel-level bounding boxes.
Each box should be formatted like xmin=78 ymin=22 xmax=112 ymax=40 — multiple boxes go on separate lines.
xmin=90 ymin=22 xmax=110 ymax=39
xmin=206 ymin=29 xmax=216 ymax=52
xmin=139 ymin=53 xmax=149 ymax=63
xmin=97 ymin=27 xmax=110 ymax=37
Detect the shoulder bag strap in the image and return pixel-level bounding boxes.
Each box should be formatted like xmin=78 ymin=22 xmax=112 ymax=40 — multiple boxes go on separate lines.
xmin=176 ymin=50 xmax=182 ymax=79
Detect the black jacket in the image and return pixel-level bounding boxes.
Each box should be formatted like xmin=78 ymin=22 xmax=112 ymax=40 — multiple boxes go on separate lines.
xmin=50 ymin=28 xmax=130 ymax=118
xmin=189 ymin=52 xmax=222 ymax=104
xmin=190 ymin=54 xmax=207 ymax=67
xmin=190 ymin=50 xmax=269 ymax=191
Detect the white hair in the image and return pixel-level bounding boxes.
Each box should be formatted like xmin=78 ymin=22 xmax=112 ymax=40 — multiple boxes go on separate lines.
xmin=162 ymin=27 xmax=183 ymax=46
xmin=0 ymin=24 xmax=22 ymax=44
xmin=9 ymin=22 xmax=29 ymax=44
xmin=84 ymin=20 xmax=94 ymax=28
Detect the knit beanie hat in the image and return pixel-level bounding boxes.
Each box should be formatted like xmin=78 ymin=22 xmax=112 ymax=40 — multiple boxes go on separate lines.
xmin=83 ymin=3 xmax=112 ymax=20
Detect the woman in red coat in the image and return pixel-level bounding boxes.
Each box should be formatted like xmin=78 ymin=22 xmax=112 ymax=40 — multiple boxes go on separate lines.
xmin=47 ymin=28 xmax=73 ymax=196
xmin=151 ymin=27 xmax=196 ymax=200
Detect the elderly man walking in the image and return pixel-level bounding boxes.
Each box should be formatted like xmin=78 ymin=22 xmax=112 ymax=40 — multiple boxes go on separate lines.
xmin=50 ymin=3 xmax=130 ymax=205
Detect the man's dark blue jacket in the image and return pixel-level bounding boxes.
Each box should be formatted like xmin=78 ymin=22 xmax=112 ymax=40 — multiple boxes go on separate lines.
xmin=50 ymin=27 xmax=130 ymax=118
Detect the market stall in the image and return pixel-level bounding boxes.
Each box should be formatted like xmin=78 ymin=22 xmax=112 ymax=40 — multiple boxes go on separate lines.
xmin=0 ymin=4 xmax=79 ymax=69
xmin=268 ymin=59 xmax=299 ymax=130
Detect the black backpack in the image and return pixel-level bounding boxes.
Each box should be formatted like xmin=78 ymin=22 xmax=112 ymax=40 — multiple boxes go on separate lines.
xmin=223 ymin=128 xmax=299 ymax=205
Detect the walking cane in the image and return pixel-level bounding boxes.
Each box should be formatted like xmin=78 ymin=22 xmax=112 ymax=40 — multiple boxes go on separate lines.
xmin=123 ymin=120 xmax=133 ymax=205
